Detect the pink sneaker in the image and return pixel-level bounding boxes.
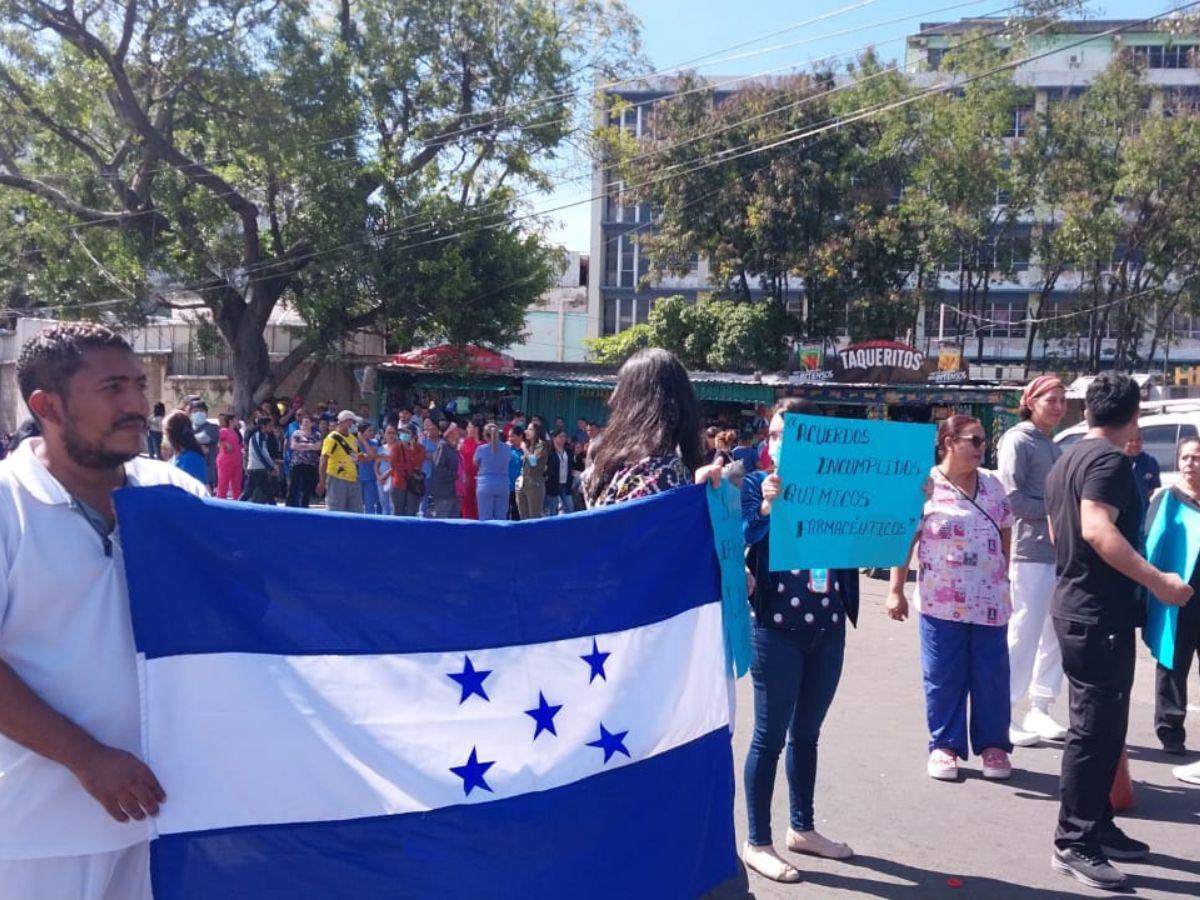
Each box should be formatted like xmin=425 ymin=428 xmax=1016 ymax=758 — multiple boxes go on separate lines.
xmin=981 ymin=748 xmax=1012 ymax=780
xmin=927 ymin=749 xmax=959 ymax=781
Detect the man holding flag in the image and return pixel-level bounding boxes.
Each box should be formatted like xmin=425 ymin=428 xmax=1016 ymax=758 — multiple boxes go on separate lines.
xmin=0 ymin=324 xmax=208 ymax=899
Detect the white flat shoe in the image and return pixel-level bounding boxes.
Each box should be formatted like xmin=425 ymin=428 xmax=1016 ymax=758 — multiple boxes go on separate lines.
xmin=787 ymin=828 xmax=854 ymax=860
xmin=1024 ymin=708 xmax=1068 ymax=741
xmin=742 ymin=842 xmax=802 ymax=883
xmin=1009 ymin=723 xmax=1040 ymax=748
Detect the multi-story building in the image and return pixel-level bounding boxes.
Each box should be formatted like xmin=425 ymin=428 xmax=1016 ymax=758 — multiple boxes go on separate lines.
xmin=587 ymin=18 xmax=1200 ymax=377
xmin=505 ymin=250 xmax=591 ymax=363
xmin=908 ymin=18 xmax=1200 ymax=372
xmin=587 ymin=76 xmax=750 ymax=343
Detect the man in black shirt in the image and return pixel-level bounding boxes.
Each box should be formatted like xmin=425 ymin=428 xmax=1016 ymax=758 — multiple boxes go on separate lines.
xmin=1044 ymin=373 xmax=1193 ymax=890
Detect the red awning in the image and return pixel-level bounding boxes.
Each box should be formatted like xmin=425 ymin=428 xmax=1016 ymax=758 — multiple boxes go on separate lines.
xmin=390 ymin=345 xmax=516 ymax=372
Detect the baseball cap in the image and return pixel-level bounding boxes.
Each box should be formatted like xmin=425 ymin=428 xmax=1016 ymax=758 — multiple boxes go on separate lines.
xmin=337 ymin=410 xmax=357 ymax=423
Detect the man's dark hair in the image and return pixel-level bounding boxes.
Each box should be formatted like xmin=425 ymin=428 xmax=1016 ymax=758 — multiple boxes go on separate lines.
xmin=16 ymin=322 xmax=132 ymax=404
xmin=1084 ymin=373 xmax=1140 ymax=430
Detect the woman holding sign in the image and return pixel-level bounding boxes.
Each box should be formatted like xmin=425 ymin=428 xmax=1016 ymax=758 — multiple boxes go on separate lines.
xmin=740 ymin=397 xmax=859 ymax=883
xmin=1147 ymin=436 xmax=1200 ymax=758
xmin=887 ymin=415 xmax=1015 ymax=783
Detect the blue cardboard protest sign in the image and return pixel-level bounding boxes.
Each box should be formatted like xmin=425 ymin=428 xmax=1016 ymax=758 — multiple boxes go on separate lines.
xmin=768 ymin=414 xmax=933 ymax=571
xmin=706 ymin=480 xmax=752 ymax=678
xmin=1144 ymin=489 xmax=1200 ymax=668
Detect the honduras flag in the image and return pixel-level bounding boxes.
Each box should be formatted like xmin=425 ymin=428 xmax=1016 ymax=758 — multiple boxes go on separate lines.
xmin=115 ymin=485 xmax=739 ymax=899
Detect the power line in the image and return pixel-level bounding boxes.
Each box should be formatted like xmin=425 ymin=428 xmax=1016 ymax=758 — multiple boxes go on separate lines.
xmin=10 ymin=4 xmax=1195 ymax=323
xmin=6 ymin=0 xmax=1026 ymax=290
xmin=11 ymin=0 xmax=890 ymax=186
xmin=10 ymin=0 xmax=1019 ymax=228
xmin=202 ymin=6 xmax=1146 ymax=289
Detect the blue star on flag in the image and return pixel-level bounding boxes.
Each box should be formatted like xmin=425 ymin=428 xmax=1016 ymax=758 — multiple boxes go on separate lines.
xmin=587 ymin=723 xmax=630 ymax=764
xmin=524 ymin=692 xmax=563 ymax=740
xmin=580 ymin=638 xmax=610 ymax=683
xmin=449 ymin=747 xmax=495 ymax=796
xmin=447 ymin=655 xmax=492 ymax=704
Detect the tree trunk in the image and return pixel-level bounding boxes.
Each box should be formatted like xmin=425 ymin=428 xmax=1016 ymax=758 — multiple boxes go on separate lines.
xmin=230 ymin=328 xmax=273 ymax=419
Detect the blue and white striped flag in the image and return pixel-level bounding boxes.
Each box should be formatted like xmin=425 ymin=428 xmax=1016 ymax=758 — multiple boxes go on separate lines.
xmin=115 ymin=485 xmax=739 ymax=899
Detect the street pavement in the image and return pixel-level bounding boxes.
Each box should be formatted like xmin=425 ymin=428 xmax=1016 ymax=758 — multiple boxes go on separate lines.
xmin=729 ymin=575 xmax=1200 ymax=899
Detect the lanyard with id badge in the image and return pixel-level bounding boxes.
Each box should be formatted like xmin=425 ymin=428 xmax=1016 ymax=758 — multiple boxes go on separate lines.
xmin=808 ymin=568 xmax=830 ymax=594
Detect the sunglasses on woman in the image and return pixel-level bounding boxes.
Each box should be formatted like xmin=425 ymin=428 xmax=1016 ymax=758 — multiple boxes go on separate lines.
xmin=954 ymin=435 xmax=988 ymax=449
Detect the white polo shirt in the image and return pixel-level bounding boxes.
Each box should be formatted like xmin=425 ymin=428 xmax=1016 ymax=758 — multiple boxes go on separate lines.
xmin=0 ymin=439 xmax=209 ymax=860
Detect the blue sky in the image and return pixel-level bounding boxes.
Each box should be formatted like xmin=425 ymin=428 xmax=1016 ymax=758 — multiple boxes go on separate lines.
xmin=540 ymin=0 xmax=1180 ymax=250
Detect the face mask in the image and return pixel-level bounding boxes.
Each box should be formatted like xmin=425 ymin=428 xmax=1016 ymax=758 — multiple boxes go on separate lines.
xmin=349 ymin=425 xmax=358 ymax=435
xmin=399 ymin=432 xmax=411 ymax=443
xmin=190 ymin=411 xmax=207 ymax=428
xmin=768 ymin=438 xmax=782 ymax=464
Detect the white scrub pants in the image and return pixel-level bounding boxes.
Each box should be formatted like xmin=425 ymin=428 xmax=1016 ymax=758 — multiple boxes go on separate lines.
xmin=1007 ymin=560 xmax=1064 ymax=705
xmin=0 ymin=842 xmax=150 ymax=900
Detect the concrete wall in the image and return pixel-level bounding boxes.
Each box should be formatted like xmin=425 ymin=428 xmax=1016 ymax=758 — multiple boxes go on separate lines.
xmin=1 ymin=354 xmax=372 ymax=434
xmin=161 ymin=360 xmax=369 ymax=415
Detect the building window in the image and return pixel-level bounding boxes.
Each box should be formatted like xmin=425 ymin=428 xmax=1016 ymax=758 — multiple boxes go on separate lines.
xmin=927 ymin=48 xmax=946 ymax=71
xmin=991 ymin=232 xmax=1030 ymax=272
xmin=1170 ymin=311 xmax=1200 ymax=339
xmin=619 ymin=237 xmax=635 ymax=288
xmin=606 ymin=178 xmax=641 ymax=223
xmin=1046 ymin=86 xmax=1087 ymax=104
xmin=1163 ymin=86 xmax=1200 ymax=117
xmin=608 ymin=102 xmax=645 ymax=139
xmin=986 ymin=298 xmax=1027 ymax=338
xmin=1131 ymin=44 xmax=1197 ymax=69
xmin=603 ymin=297 xmax=617 ymax=334
xmin=603 ymin=233 xmax=648 ymax=289
xmin=618 ymin=296 xmax=634 ymax=331
xmin=1004 ymin=105 xmax=1033 ymax=138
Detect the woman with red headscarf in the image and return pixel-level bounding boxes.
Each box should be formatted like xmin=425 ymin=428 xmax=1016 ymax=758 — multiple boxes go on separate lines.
xmin=997 ymin=375 xmax=1070 ymax=747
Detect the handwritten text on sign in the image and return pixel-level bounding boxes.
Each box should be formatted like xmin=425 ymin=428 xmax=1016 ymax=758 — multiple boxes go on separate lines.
xmin=768 ymin=414 xmax=934 ymax=571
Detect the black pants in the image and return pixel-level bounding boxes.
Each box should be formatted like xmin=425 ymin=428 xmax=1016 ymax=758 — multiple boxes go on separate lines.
xmin=1053 ymin=618 xmax=1135 ymax=853
xmin=1155 ymin=602 xmax=1200 ymax=749
xmin=287 ymin=463 xmax=318 ymax=508
xmin=243 ymin=469 xmax=275 ymax=505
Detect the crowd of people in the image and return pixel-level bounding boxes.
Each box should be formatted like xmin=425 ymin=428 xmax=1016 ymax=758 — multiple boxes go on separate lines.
xmin=139 ymin=396 xmax=606 ymax=521
xmin=1 ymin=324 xmax=1198 ymax=899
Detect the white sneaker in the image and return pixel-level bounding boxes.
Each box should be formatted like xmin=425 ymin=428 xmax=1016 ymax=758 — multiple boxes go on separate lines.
xmin=1010 ymin=722 xmax=1040 ymax=747
xmin=1024 ymin=707 xmax=1068 ymax=742
xmin=1174 ymin=760 xmax=1200 ymax=786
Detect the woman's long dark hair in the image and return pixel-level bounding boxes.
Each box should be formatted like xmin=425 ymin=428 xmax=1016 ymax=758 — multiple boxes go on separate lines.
xmin=165 ymin=410 xmax=203 ymax=455
xmin=586 ymin=348 xmax=703 ymax=504
xmin=525 ymin=421 xmax=547 ymax=452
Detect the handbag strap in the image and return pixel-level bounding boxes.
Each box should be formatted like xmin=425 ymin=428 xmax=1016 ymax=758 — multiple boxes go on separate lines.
xmin=935 ymin=468 xmax=1002 ymax=538
xmin=330 ymin=432 xmax=356 ymax=460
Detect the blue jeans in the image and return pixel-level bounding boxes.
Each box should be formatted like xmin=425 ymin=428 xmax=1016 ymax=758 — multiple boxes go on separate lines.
xmin=377 ymin=482 xmax=393 ymax=516
xmin=544 ymin=488 xmax=574 ymax=516
xmin=477 ymin=484 xmax=510 ymax=521
xmin=919 ymin=614 xmax=1012 ymax=760
xmin=744 ymin=623 xmax=845 ymax=846
xmin=361 ymin=480 xmax=381 ymax=515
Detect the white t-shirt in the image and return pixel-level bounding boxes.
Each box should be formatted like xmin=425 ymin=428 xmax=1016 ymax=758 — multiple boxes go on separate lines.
xmin=0 ymin=439 xmax=209 ymax=860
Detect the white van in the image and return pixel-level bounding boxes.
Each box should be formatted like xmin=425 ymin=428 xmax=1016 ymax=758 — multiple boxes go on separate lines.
xmin=1054 ymin=401 xmax=1200 ymax=489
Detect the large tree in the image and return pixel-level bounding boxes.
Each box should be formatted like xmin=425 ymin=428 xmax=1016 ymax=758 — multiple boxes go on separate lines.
xmin=0 ymin=0 xmax=638 ymax=413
